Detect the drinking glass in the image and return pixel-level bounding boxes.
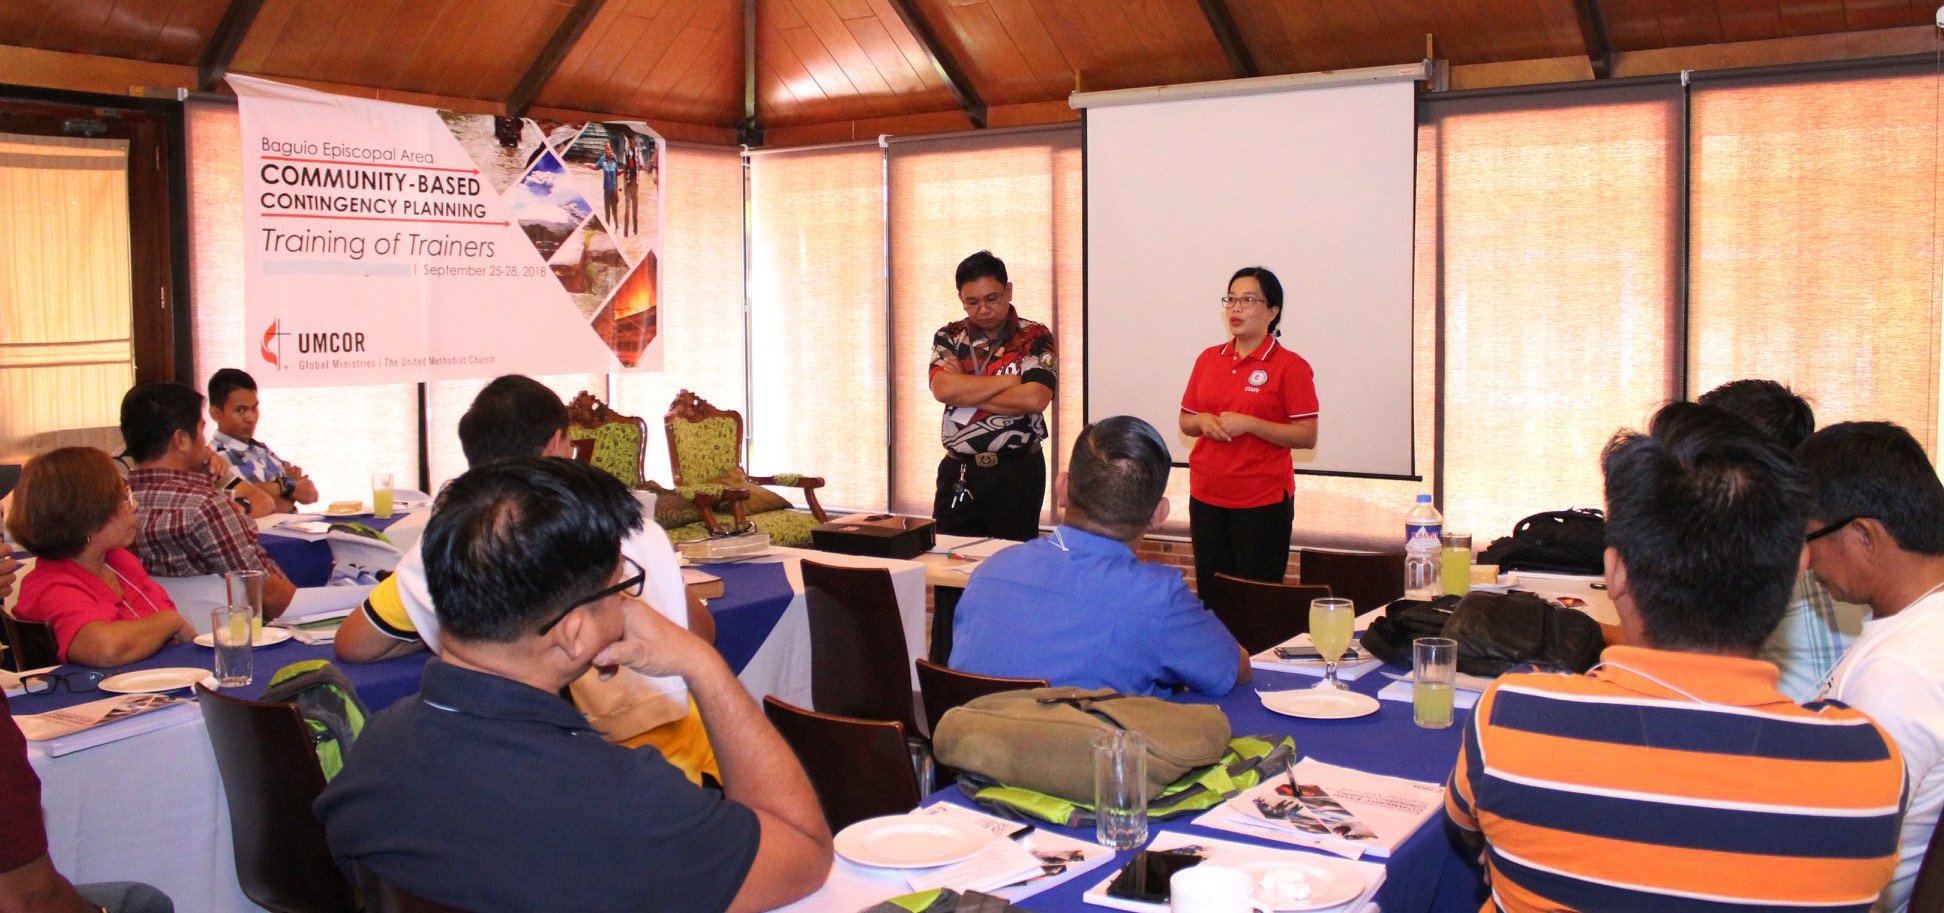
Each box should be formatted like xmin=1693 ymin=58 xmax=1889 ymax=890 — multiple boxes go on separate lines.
xmin=1093 ymin=729 xmax=1149 ymax=849
xmin=1308 ymin=597 xmax=1356 ymax=691
xmin=1414 ymin=636 xmax=1458 ymax=729
xmin=371 ymin=471 xmax=395 ymax=519
xmin=224 ymin=569 xmax=265 ymax=630
xmin=211 ymin=605 xmax=254 ymax=687
xmin=1441 ymin=532 xmax=1473 ymax=596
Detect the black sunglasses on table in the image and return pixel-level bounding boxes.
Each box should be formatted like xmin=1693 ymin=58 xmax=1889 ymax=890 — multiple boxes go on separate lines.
xmin=21 ymin=671 xmax=106 ymax=696
xmin=535 ymin=556 xmax=647 ymax=635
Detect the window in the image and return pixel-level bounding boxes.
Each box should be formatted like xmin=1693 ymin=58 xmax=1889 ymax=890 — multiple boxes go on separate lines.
xmin=1429 ymin=85 xmax=1683 ymax=542
xmin=1689 ymin=63 xmax=1941 ymax=450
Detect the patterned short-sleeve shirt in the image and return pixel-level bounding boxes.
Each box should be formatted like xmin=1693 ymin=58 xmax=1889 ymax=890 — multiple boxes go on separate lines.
xmin=928 ymin=308 xmax=1057 ymax=457
xmin=210 ymin=430 xmax=290 ymax=487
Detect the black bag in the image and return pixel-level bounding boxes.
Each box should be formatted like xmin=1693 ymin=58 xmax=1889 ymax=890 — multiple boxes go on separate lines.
xmin=1478 ymin=509 xmax=1607 ymax=575
xmin=1359 ymin=596 xmax=1460 ymax=668
xmin=1442 ymin=591 xmax=1605 ymax=677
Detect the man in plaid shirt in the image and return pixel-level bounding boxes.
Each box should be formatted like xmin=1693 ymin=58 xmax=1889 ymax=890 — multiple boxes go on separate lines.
xmin=1697 ymin=379 xmax=1866 ymax=698
xmin=121 ymin=382 xmax=296 ymax=618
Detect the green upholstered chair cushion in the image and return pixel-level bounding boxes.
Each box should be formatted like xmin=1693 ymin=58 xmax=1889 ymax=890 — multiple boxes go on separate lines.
xmin=748 ymin=509 xmax=819 ymax=548
xmin=671 ymin=415 xmax=740 ymax=484
xmin=665 ymin=508 xmax=818 ymax=548
xmin=569 ymin=421 xmax=644 ymax=488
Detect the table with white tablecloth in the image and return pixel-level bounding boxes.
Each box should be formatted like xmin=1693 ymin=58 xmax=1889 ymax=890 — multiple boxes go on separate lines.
xmin=22 ymin=640 xmax=427 ymax=913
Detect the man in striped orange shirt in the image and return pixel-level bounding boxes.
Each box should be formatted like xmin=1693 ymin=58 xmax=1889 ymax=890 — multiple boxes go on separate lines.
xmin=1446 ymin=402 xmax=1906 ymax=913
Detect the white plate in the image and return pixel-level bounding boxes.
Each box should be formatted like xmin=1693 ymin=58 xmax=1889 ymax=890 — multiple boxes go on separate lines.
xmin=1238 ymin=858 xmax=1367 ymax=911
xmin=1258 ymin=688 xmax=1381 ymax=720
xmin=192 ymin=627 xmax=293 ymax=648
xmin=99 ymin=667 xmax=214 ymax=694
xmin=833 ymin=813 xmax=993 ymax=869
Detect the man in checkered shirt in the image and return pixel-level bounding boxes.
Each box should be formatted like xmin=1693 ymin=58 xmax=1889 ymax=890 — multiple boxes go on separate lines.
xmin=121 ymin=382 xmax=296 ymax=618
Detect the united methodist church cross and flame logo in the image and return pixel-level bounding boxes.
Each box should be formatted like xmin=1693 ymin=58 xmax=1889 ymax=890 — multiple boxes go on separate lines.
xmin=261 ymin=320 xmax=289 ymax=368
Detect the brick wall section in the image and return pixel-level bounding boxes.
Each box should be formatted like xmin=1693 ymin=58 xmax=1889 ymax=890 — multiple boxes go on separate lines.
xmin=1132 ymin=537 xmax=1302 ymax=595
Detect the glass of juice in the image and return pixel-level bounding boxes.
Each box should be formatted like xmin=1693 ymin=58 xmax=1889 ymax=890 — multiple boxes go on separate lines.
xmin=1441 ymin=531 xmax=1473 ymax=596
xmin=1414 ymin=636 xmax=1458 ymax=729
xmin=371 ymin=471 xmax=395 ymax=519
xmin=1308 ymin=597 xmax=1356 ymax=691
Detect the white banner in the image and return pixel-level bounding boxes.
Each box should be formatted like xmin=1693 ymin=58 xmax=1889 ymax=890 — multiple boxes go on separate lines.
xmin=232 ymin=75 xmax=665 ymax=385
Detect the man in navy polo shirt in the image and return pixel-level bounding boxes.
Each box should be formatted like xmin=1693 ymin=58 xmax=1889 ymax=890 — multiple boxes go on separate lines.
xmin=315 ymin=458 xmax=832 ymax=912
xmin=949 ymin=417 xmax=1250 ymax=697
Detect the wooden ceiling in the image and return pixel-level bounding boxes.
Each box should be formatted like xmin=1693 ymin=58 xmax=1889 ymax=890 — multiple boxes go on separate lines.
xmin=0 ymin=0 xmax=1936 ymax=144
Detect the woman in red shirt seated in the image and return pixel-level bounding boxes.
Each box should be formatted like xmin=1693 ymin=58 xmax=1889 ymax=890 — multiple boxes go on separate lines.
xmin=8 ymin=447 xmax=197 ymax=666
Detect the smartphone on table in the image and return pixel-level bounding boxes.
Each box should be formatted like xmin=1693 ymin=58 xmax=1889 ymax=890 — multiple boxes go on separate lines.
xmin=1105 ymin=849 xmax=1204 ymax=903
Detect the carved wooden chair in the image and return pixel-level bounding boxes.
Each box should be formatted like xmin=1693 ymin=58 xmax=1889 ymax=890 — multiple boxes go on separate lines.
xmin=565 ymin=391 xmax=650 ymax=489
xmin=657 ymin=389 xmax=828 ymax=546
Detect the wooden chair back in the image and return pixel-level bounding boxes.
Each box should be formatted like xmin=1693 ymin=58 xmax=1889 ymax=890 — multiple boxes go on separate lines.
xmin=914 ymin=659 xmax=1046 ymax=735
xmin=664 ymin=389 xmax=746 ymax=487
xmin=801 ymin=559 xmax=919 ymax=733
xmin=353 ymin=861 xmax=480 ymax=913
xmin=764 ymin=696 xmax=922 ymax=832
xmin=1298 ymin=548 xmax=1405 ymax=614
xmin=0 ymin=614 xmax=58 ymax=671
xmin=1202 ymin=574 xmax=1333 ymax=655
xmin=1910 ymin=817 xmax=1944 ymax=913
xmin=566 ymin=390 xmax=649 ymax=487
xmin=196 ymin=685 xmax=359 ymax=913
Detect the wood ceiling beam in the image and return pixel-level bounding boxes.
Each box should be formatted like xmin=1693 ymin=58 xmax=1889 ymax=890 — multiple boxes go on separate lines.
xmin=507 ymin=0 xmax=609 ymax=120
xmin=883 ymin=0 xmax=987 ymax=129
xmin=1571 ymin=0 xmax=1614 ymax=78
xmin=1195 ymin=0 xmax=1258 ymax=79
xmin=196 ymin=0 xmax=267 ymax=92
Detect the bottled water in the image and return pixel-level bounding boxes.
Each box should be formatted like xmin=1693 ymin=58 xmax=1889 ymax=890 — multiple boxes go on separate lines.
xmin=1404 ymin=494 xmax=1443 ymax=600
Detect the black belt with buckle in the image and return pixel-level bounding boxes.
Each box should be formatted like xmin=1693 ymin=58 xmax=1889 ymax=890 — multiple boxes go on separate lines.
xmin=953 ymin=445 xmax=1041 ymax=468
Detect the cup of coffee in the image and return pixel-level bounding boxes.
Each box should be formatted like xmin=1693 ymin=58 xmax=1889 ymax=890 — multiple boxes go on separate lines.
xmin=1170 ymin=864 xmax=1266 ymax=913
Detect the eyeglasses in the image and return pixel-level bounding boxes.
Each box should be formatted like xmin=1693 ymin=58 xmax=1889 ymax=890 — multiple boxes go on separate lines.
xmin=535 ymin=556 xmax=646 ymax=635
xmin=962 ymin=294 xmax=1007 ymax=312
xmin=21 ymin=671 xmax=105 ymax=695
xmin=1806 ymin=516 xmax=1858 ymax=543
xmin=1220 ymin=295 xmax=1268 ymax=309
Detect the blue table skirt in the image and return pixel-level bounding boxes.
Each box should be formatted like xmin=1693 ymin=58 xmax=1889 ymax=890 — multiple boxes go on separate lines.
xmin=932 ymin=666 xmax=1487 ymax=913
xmin=699 ymin=561 xmax=796 ymax=674
xmin=261 ymin=512 xmax=412 ymax=588
xmin=11 ymin=640 xmax=429 ymax=715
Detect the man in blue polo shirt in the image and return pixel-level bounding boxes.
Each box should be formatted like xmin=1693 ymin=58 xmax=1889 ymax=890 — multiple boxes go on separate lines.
xmin=315 ymin=458 xmax=831 ymax=912
xmin=950 ymin=416 xmax=1249 ymax=697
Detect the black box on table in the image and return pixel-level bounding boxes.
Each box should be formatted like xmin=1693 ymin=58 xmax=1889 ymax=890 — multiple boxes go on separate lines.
xmin=811 ymin=513 xmax=936 ymax=560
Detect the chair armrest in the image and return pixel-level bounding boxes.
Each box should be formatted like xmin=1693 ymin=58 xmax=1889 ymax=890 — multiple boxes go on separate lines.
xmin=749 ymin=475 xmax=829 ymax=523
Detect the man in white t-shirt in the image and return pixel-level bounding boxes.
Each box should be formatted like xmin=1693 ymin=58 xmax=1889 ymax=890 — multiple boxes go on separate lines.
xmin=333 ymin=376 xmax=718 ymax=782
xmin=1804 ymin=421 xmax=1944 ymax=912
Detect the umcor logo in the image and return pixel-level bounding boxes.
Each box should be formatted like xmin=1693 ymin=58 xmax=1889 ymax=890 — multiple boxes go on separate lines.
xmin=261 ymin=320 xmax=286 ymax=368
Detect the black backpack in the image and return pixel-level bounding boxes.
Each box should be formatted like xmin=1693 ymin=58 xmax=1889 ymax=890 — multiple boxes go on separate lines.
xmin=1478 ymin=508 xmax=1607 ymax=575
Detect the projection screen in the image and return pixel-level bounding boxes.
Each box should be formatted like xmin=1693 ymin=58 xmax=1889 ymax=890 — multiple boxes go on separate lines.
xmin=1081 ymin=64 xmax=1423 ymax=478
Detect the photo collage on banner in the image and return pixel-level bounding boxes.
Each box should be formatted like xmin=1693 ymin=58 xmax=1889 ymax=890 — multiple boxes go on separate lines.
xmin=233 ymin=75 xmax=665 ymax=385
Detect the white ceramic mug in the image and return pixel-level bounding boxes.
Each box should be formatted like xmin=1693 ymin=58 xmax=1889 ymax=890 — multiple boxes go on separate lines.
xmin=1170 ymin=864 xmax=1268 ymax=913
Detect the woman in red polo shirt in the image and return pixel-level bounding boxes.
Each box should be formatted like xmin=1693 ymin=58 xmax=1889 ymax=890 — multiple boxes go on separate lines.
xmin=1178 ymin=267 xmax=1319 ymax=591
xmin=9 ymin=447 xmax=196 ymax=666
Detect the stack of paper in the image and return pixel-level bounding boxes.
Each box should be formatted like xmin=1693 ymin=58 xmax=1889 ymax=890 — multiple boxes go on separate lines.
xmin=1192 ymin=758 xmax=1444 ymax=860
xmin=1250 ymin=635 xmax=1385 ymax=682
xmin=15 ymin=696 xmax=201 ymax=757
